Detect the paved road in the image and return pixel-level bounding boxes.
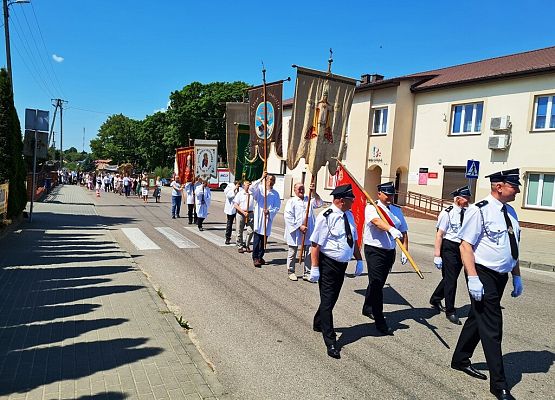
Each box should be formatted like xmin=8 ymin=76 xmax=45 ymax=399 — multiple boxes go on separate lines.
xmin=92 ymin=188 xmax=555 ymax=400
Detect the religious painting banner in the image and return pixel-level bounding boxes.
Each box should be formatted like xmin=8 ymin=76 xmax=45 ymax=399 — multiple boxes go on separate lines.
xmin=194 ymin=139 xmax=218 ymax=180
xmin=225 ymin=102 xmax=249 ymax=175
xmin=175 ymin=146 xmax=194 ymax=183
xmin=287 ymin=66 xmax=356 ymax=175
xmin=335 ymin=163 xmax=365 ymax=248
xmin=235 ymin=124 xmax=263 ymax=182
xmin=248 ymin=81 xmax=283 ymax=159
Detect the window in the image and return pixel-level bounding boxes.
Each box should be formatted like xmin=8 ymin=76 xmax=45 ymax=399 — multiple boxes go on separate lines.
xmin=372 ymin=107 xmax=388 ymax=134
xmin=451 ymin=102 xmax=483 ymax=134
xmin=533 ymin=95 xmax=555 ymax=130
xmin=526 ymin=173 xmax=555 ymax=209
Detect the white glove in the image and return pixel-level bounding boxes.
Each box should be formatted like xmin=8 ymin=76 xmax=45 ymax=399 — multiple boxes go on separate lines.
xmin=388 ymin=227 xmax=403 ymax=240
xmin=434 ymin=256 xmax=443 ymax=269
xmin=309 ymin=266 xmax=320 ymax=283
xmin=467 ymin=276 xmax=484 ymax=301
xmin=511 ymin=275 xmax=523 ymax=297
xmin=401 ymin=253 xmax=408 ymax=265
xmin=355 ymin=260 xmax=364 ymax=276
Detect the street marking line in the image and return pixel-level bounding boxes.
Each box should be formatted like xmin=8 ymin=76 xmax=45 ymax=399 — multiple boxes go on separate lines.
xmin=183 ymin=227 xmax=233 ymax=246
xmin=211 ymin=224 xmax=284 ymax=244
xmin=121 ymin=228 xmax=160 ymax=250
xmin=155 ymin=227 xmax=199 ymax=249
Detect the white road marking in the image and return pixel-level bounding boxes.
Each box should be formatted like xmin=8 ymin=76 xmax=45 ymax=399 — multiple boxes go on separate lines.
xmin=155 ymin=227 xmax=199 ymax=249
xmin=183 ymin=227 xmax=233 ymax=246
xmin=121 ymin=228 xmax=160 ymax=250
xmin=211 ymin=224 xmax=285 ymax=243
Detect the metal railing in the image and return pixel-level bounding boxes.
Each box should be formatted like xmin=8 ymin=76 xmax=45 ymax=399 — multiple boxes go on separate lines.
xmin=398 ymin=191 xmax=451 ymax=217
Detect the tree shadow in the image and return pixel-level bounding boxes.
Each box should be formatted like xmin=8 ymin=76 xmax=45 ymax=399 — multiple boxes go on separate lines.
xmin=76 ymin=392 xmax=128 ymax=400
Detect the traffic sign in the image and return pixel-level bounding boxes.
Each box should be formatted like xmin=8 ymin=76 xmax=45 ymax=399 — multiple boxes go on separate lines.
xmin=465 ymin=160 xmax=480 ymax=178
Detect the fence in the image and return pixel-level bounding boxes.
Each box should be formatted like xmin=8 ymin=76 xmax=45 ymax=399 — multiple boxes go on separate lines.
xmin=399 ymin=191 xmax=451 ymax=217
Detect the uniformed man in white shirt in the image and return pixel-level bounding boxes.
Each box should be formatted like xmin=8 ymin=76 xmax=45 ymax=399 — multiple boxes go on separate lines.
xmin=224 ymin=181 xmax=240 ymax=245
xmin=429 ymin=185 xmax=471 ymax=325
xmin=309 ymin=184 xmax=364 ymax=359
xmin=361 ymin=182 xmax=408 ymax=336
xmin=184 ymin=177 xmax=201 ymax=225
xmin=251 ymin=172 xmax=281 ymax=267
xmin=283 ymin=181 xmax=323 ymax=281
xmin=451 ymin=169 xmax=523 ymax=400
xmin=233 ymin=181 xmax=254 ymax=253
xmin=194 ymin=179 xmax=211 ymax=231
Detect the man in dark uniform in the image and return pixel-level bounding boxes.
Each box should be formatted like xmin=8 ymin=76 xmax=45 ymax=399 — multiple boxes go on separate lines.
xmin=451 ymin=169 xmax=523 ymax=400
xmin=361 ymin=182 xmax=409 ymax=335
xmin=429 ymin=185 xmax=471 ymax=325
xmin=309 ymin=184 xmax=364 ymax=359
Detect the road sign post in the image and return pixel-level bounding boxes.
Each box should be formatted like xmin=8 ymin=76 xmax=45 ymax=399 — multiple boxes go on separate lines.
xmin=465 ymin=160 xmax=480 ymax=199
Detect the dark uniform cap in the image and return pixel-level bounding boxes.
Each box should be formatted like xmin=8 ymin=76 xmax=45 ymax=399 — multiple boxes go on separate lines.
xmin=377 ymin=181 xmax=395 ymax=195
xmin=485 ymin=168 xmax=521 ymax=186
xmin=331 ymin=184 xmax=355 ymax=199
xmin=451 ymin=185 xmax=471 ymax=197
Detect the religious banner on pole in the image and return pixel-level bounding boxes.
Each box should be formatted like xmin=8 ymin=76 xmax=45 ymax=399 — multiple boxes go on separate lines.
xmin=225 ymin=102 xmax=250 ymax=176
xmin=194 ymin=139 xmax=218 ymax=180
xmin=175 ymin=146 xmax=194 ymax=183
xmin=248 ymin=81 xmax=283 ymax=159
xmin=287 ymin=66 xmax=356 ymax=175
xmin=235 ymin=124 xmax=264 ymax=181
xmin=335 ymin=163 xmax=365 ymax=248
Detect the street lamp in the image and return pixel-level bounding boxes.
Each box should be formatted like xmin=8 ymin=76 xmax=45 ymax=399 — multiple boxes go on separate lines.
xmin=3 ymin=0 xmax=30 ymax=89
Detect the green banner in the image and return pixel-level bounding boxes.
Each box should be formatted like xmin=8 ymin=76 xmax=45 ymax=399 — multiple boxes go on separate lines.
xmin=235 ymin=124 xmax=263 ymax=182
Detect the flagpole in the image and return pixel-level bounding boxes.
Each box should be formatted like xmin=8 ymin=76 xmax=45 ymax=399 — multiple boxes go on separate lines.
xmin=335 ymin=158 xmax=424 ymax=279
xmin=298 ymin=50 xmax=334 ymax=265
xmin=262 ymin=65 xmax=268 ymax=249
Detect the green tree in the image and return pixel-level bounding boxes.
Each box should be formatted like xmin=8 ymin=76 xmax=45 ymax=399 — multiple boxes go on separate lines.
xmin=90 ymin=114 xmax=142 ymax=166
xmin=138 ymin=111 xmax=174 ymax=170
xmin=0 ymin=68 xmax=27 ymax=218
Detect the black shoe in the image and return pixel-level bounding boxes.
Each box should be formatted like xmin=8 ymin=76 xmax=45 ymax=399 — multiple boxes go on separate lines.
xmin=199 ymin=227 xmax=204 ymax=231
xmin=376 ymin=323 xmax=394 ymax=336
xmin=430 ymin=299 xmax=446 ymax=312
xmin=326 ymin=344 xmax=340 ymax=359
xmin=313 ymin=325 xmax=322 ymax=332
xmin=451 ymin=364 xmax=487 ymax=380
xmin=490 ymin=388 xmax=515 ymax=400
xmin=176 ymin=215 xmax=180 ymax=218
xmin=362 ymin=310 xmax=374 ymax=320
xmin=225 ymin=238 xmax=231 ymax=245
xmin=172 ymin=215 xmax=176 ymax=219
xmin=446 ymin=313 xmax=461 ymax=325
xmin=188 ymin=221 xmax=193 ymax=225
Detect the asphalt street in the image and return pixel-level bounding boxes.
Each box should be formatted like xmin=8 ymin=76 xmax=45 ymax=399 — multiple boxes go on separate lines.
xmin=91 ymin=188 xmax=554 ymax=400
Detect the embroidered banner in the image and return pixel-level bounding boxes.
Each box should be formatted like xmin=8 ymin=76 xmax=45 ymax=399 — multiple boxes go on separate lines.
xmin=288 ymin=66 xmax=356 ymax=175
xmin=225 ymin=102 xmax=249 ymax=175
xmin=248 ymin=81 xmax=283 ymax=159
xmin=194 ymin=140 xmax=218 ymax=180
xmin=235 ymin=124 xmax=264 ymax=181
xmin=175 ymin=147 xmax=194 ymax=183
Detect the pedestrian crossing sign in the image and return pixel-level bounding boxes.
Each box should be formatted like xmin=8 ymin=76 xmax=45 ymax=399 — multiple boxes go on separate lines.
xmin=465 ymin=160 xmax=480 ymax=178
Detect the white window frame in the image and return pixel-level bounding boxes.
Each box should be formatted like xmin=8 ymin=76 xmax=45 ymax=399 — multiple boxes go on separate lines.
xmin=372 ymin=107 xmax=388 ymax=135
xmin=525 ymin=172 xmax=555 ymax=210
xmin=450 ymin=102 xmax=483 ymax=135
xmin=532 ymin=95 xmax=555 ymax=131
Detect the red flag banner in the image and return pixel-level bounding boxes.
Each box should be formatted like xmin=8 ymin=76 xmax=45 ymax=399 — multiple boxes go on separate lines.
xmin=176 ymin=146 xmax=194 ymax=183
xmin=335 ymin=163 xmax=366 ymax=247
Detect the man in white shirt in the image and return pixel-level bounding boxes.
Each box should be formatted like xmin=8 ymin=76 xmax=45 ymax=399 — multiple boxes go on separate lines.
xmin=194 ymin=179 xmax=211 ymax=231
xmin=251 ymin=172 xmax=281 ymax=268
xmin=184 ymin=178 xmax=200 ymax=225
xmin=234 ymin=181 xmax=254 ymax=253
xmin=224 ymin=181 xmax=240 ymax=245
xmin=284 ymin=181 xmax=323 ymax=281
xmin=170 ymin=176 xmax=184 ymax=219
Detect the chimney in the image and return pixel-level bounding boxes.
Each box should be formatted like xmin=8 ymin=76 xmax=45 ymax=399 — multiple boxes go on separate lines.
xmin=360 ymin=74 xmax=384 ymax=84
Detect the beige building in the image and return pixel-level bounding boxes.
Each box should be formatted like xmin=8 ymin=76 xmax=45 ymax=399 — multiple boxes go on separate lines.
xmin=277 ymin=46 xmax=555 ymax=228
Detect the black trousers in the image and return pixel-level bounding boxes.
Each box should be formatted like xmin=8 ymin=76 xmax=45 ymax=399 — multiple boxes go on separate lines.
xmin=187 ymin=204 xmax=197 ymax=224
xmin=430 ymin=239 xmax=464 ymax=314
xmin=452 ymin=264 xmax=509 ymax=391
xmin=362 ymin=245 xmax=396 ymax=325
xmin=197 ymin=217 xmax=205 ymax=229
xmin=313 ymin=252 xmax=348 ymax=347
xmin=252 ymin=232 xmax=265 ymax=260
xmin=225 ymin=214 xmax=236 ymax=240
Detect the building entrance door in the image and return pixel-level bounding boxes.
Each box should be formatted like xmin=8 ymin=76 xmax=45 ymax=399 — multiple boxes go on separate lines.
xmin=442 ymin=166 xmax=476 ymax=200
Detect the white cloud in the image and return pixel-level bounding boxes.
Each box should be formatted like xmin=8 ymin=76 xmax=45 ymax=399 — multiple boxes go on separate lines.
xmin=52 ymin=54 xmax=64 ymax=63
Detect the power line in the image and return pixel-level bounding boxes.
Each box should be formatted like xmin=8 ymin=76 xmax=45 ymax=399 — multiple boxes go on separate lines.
xmin=10 ymin=39 xmax=53 ymax=98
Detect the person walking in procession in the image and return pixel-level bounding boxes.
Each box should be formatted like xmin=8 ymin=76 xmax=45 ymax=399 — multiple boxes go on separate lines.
xmin=309 ymin=184 xmax=363 ymax=359
xmin=170 ymin=176 xmax=184 ymax=219
xmin=251 ymin=172 xmax=281 ymax=268
xmin=184 ymin=177 xmax=199 ymax=225
xmin=361 ymin=182 xmax=409 ymax=336
xmin=284 ymin=181 xmax=323 ymax=281
xmin=451 ymin=169 xmax=523 ymax=400
xmin=195 ymin=179 xmax=211 ymax=231
xmin=224 ymin=181 xmax=240 ymax=244
xmin=429 ymin=185 xmax=472 ymax=325
xmin=234 ymin=180 xmax=254 ymax=253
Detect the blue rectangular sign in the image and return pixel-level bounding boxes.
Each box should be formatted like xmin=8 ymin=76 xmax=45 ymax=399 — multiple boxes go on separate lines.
xmin=465 ymin=160 xmax=480 ymax=178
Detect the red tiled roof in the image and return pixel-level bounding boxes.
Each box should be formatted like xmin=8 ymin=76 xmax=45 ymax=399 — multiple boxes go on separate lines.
xmin=408 ymin=46 xmax=555 ymax=90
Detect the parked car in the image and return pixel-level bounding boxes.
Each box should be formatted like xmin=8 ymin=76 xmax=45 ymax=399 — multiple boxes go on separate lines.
xmin=160 ymin=178 xmax=170 ymax=186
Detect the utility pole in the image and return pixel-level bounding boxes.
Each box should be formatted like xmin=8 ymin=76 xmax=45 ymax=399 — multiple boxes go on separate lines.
xmin=3 ymin=0 xmax=30 ymax=91
xmin=51 ymin=98 xmax=67 ymax=168
xmin=82 ymin=127 xmax=85 ymax=153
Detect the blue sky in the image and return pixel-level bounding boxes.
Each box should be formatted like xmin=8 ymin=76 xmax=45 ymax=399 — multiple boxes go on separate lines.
xmin=3 ymin=0 xmax=554 ymax=153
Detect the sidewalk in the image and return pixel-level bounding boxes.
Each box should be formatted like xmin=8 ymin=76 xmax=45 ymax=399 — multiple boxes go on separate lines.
xmin=0 ymin=185 xmax=228 ymax=400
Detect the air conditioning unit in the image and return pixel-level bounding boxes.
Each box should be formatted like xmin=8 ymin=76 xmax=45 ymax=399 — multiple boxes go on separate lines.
xmin=488 ymin=134 xmax=510 ymax=150
xmin=490 ymin=116 xmax=511 ymax=131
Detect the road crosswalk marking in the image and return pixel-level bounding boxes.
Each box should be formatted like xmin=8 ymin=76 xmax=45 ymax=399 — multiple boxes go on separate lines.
xmin=211 ymin=224 xmax=285 ymax=243
xmin=121 ymin=228 xmax=160 ymax=250
xmin=155 ymin=227 xmax=199 ymax=249
xmin=183 ymin=227 xmax=234 ymax=246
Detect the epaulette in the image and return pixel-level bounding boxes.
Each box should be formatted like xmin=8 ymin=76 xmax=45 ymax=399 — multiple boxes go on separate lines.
xmin=475 ymin=200 xmax=488 ymax=208
xmin=445 ymin=205 xmax=453 ymax=212
xmin=323 ymin=208 xmax=333 ymax=217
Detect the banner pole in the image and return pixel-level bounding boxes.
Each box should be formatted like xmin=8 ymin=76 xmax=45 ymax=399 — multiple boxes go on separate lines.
xmin=297 ymin=174 xmax=315 ymax=265
xmin=335 ymin=159 xmax=424 ymax=279
xmin=262 ymin=65 xmax=268 ymax=249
